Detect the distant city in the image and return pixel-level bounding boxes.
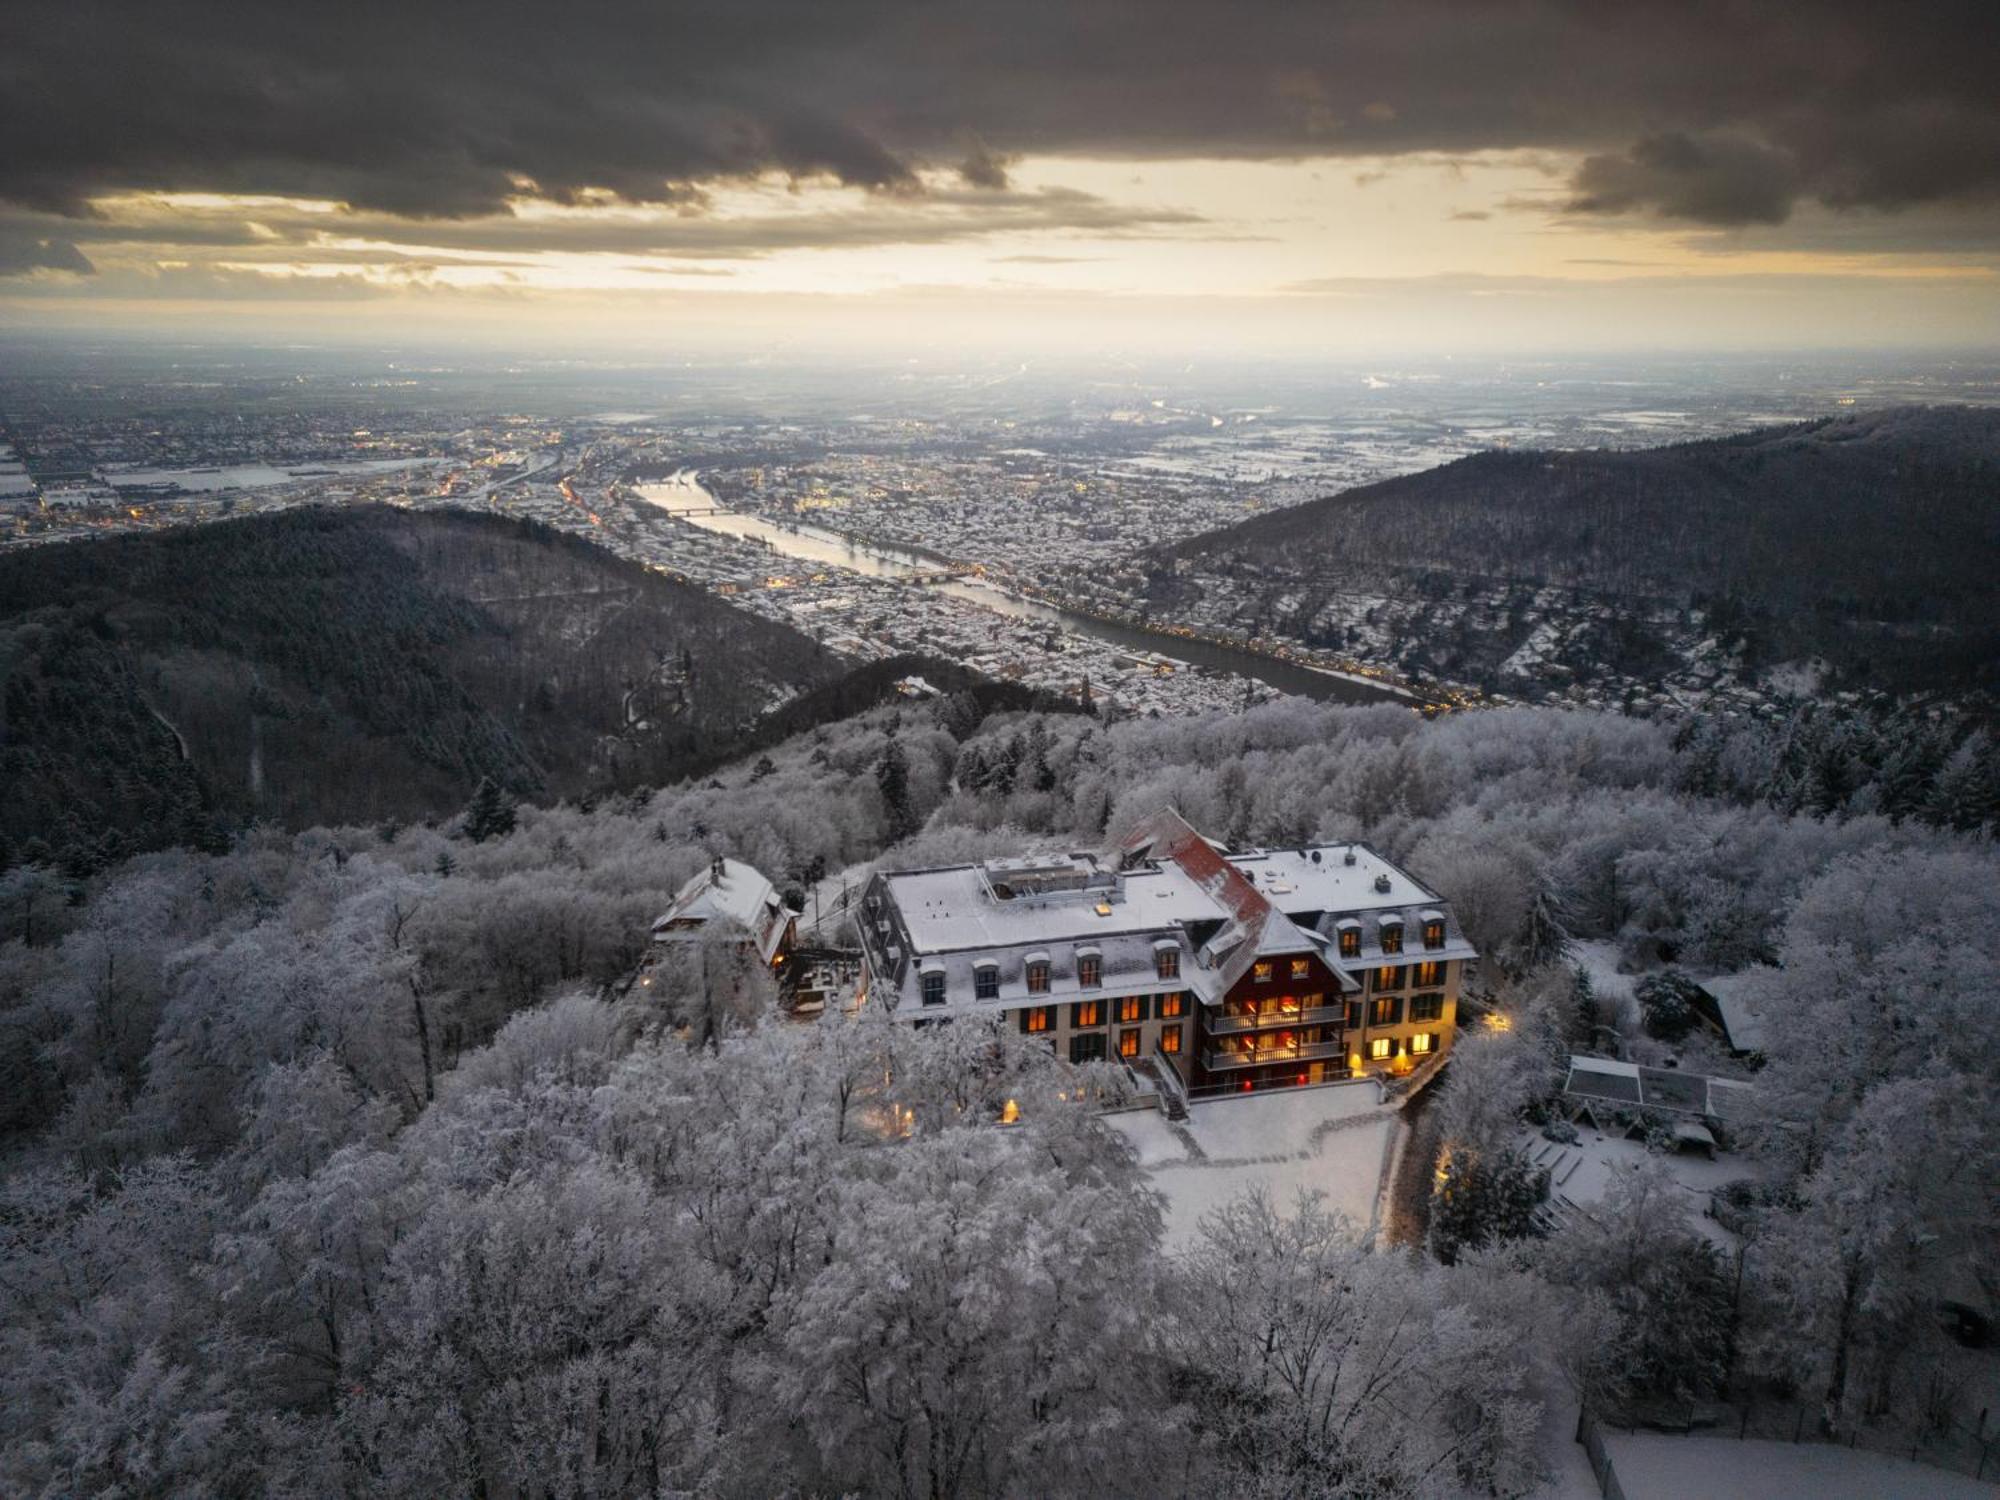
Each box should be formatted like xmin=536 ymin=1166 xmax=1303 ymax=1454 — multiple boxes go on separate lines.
xmin=5 ymin=347 xmax=1997 ymax=719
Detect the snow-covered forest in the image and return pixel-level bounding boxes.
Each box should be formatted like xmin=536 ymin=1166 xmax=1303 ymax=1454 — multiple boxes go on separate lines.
xmin=3 ymin=695 xmax=1996 ymax=1497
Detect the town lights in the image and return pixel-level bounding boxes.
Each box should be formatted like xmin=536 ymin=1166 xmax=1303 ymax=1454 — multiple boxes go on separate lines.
xmin=999 ymin=1098 xmax=1020 ymax=1125
xmin=1484 ymin=1012 xmax=1513 ymax=1033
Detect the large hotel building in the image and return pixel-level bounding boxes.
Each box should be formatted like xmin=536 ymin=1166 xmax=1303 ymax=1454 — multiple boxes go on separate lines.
xmin=856 ymin=810 xmax=1476 ymax=1095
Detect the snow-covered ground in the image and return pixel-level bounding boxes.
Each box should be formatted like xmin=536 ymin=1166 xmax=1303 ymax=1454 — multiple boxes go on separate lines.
xmin=1110 ymin=1083 xmax=1396 ymax=1250
xmin=1570 ymin=939 xmax=1637 ymax=1029
xmin=1520 ymin=1125 xmax=1761 ymax=1246
xmin=1603 ymin=1433 xmax=1998 ymax=1500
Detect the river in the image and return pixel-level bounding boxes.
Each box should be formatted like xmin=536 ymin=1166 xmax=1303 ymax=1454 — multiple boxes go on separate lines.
xmin=633 ymin=473 xmax=1410 ymax=708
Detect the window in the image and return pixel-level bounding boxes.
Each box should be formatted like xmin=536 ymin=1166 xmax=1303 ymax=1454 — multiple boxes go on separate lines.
xmin=1379 ymin=921 xmax=1403 ymax=955
xmin=1410 ymin=1032 xmax=1438 ymax=1055
xmin=1155 ymin=946 xmax=1180 ymax=980
xmin=1337 ymin=926 xmax=1361 ymax=959
xmin=1117 ymin=1028 xmax=1141 ymax=1059
xmin=1078 ymin=952 xmax=1102 ymax=988
xmin=1410 ymin=992 xmax=1444 ymax=1023
xmin=1414 ymin=960 xmax=1444 ymax=989
xmin=921 ymin=971 xmax=946 ymax=1007
xmin=1252 ymin=961 xmax=1274 ymax=984
xmin=1116 ymin=994 xmax=1148 ymax=1025
xmin=1344 ymin=999 xmax=1364 ymax=1030
xmin=1026 ymin=960 xmax=1050 ymax=994
xmin=1069 ymin=1032 xmax=1106 ymax=1064
xmin=1423 ymin=920 xmax=1446 ymax=950
xmin=1021 ymin=1005 xmax=1054 ymax=1035
xmin=1159 ymin=1025 xmax=1182 ymax=1055
xmin=1369 ymin=1037 xmax=1394 ymax=1061
xmin=1370 ymin=994 xmax=1403 ymax=1028
xmin=1290 ymin=957 xmax=1311 ymax=981
xmin=974 ymin=964 xmax=998 ymax=1001
xmin=1071 ymin=999 xmax=1103 ymax=1029
xmin=1374 ymin=966 xmax=1403 ymax=991
xmin=1158 ymin=992 xmax=1185 ymax=1020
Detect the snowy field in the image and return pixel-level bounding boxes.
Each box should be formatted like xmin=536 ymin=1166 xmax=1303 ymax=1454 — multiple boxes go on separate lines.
xmin=1603 ymin=1433 xmax=1998 ymax=1500
xmin=1109 ymin=1083 xmax=1396 ymax=1250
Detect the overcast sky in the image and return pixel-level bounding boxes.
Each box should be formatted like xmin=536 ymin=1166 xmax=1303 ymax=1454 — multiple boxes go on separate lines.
xmin=4 ymin=0 xmax=1997 ymax=355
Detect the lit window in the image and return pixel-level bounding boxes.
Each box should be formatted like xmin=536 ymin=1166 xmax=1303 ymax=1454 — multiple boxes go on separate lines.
xmin=1156 ymin=947 xmax=1180 ymax=980
xmin=1116 ymin=994 xmax=1146 ymax=1025
xmin=1338 ymin=927 xmax=1361 ymax=959
xmin=1071 ymin=1000 xmax=1103 ymax=1029
xmin=1423 ymin=921 xmax=1446 ymax=950
xmin=1370 ymin=995 xmax=1403 ymax=1027
xmin=1158 ymin=992 xmax=1185 ymax=1020
xmin=1022 ymin=1006 xmax=1053 ymax=1035
xmin=1253 ymin=961 xmax=1274 ymax=984
xmin=1410 ymin=1032 xmax=1437 ymax=1055
xmin=921 ymin=971 xmax=946 ymax=1007
xmin=1078 ymin=953 xmax=1102 ymax=988
xmin=1069 ymin=1032 xmax=1106 ymax=1064
xmin=1290 ymin=957 xmax=1311 ymax=981
xmin=1118 ymin=1028 xmax=1141 ymax=1059
xmin=974 ymin=964 xmax=998 ymax=1001
xmin=1026 ymin=961 xmax=1050 ymax=994
xmin=1375 ymin=966 xmax=1403 ymax=991
xmin=1379 ymin=922 xmax=1403 ymax=955
xmin=1369 ymin=1037 xmax=1394 ymax=1061
xmin=1160 ymin=1025 xmax=1182 ymax=1055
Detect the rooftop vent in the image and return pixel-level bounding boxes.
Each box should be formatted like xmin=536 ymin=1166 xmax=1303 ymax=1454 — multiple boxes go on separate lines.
xmin=1310 ymin=850 xmax=1322 ymax=864
xmin=1373 ymin=874 xmax=1391 ymax=894
xmin=1343 ymin=849 xmax=1358 ymax=867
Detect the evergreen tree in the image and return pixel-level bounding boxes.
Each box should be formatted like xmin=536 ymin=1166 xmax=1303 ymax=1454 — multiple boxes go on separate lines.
xmin=876 ymin=741 xmax=917 ymax=842
xmin=461 ymin=777 xmax=516 ymax=843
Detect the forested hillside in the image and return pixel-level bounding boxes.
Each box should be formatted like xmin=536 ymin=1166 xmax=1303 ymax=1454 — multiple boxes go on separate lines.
xmin=0 ymin=506 xmax=845 ymax=867
xmin=2 ymin=695 xmax=1994 ymax=1496
xmin=1152 ymin=407 xmax=2000 ymax=702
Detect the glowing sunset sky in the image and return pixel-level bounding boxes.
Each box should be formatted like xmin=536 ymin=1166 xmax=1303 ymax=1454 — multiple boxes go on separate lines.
xmin=3 ymin=1 xmax=1996 ymax=354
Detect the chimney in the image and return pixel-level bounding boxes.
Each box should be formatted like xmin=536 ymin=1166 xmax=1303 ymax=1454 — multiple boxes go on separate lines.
xmin=1373 ymin=873 xmax=1391 ymax=894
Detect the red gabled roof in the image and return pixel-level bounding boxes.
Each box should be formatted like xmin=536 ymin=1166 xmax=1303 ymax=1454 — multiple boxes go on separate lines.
xmin=1118 ymin=809 xmax=1324 ymax=993
xmin=1118 ymin=807 xmax=1269 ymax=931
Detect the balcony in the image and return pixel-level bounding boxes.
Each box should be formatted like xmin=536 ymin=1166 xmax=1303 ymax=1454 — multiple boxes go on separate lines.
xmin=1205 ymin=1004 xmax=1345 ymax=1035
xmin=1203 ymin=1038 xmax=1344 ymax=1072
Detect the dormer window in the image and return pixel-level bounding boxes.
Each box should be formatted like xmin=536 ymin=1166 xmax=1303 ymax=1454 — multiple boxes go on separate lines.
xmin=1379 ymin=920 xmax=1403 ymax=956
xmin=1421 ymin=910 xmax=1446 ymax=950
xmin=974 ymin=962 xmax=999 ymax=1001
xmin=921 ymin=970 xmax=946 ymax=1006
xmin=1155 ymin=944 xmax=1180 ymax=981
xmin=1337 ymin=923 xmax=1361 ymax=959
xmin=1026 ymin=959 xmax=1050 ymax=994
xmin=1077 ymin=950 xmax=1102 ymax=988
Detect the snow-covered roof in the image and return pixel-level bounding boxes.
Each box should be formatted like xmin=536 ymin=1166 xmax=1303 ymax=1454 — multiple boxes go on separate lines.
xmin=858 ymin=811 xmax=1468 ymax=1018
xmin=651 ymin=858 xmax=791 ymax=964
xmin=1563 ymin=1055 xmax=1755 ymax=1120
xmin=1699 ymin=970 xmax=1770 ymax=1054
xmin=1228 ymin=844 xmax=1435 ymax=914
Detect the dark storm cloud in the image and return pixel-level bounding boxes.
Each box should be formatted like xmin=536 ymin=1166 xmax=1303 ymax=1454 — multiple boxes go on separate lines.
xmin=1567 ymin=133 xmax=1801 ymax=226
xmin=3 ymin=1 xmax=1996 ymax=236
xmin=0 ymin=231 xmax=93 ymax=275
